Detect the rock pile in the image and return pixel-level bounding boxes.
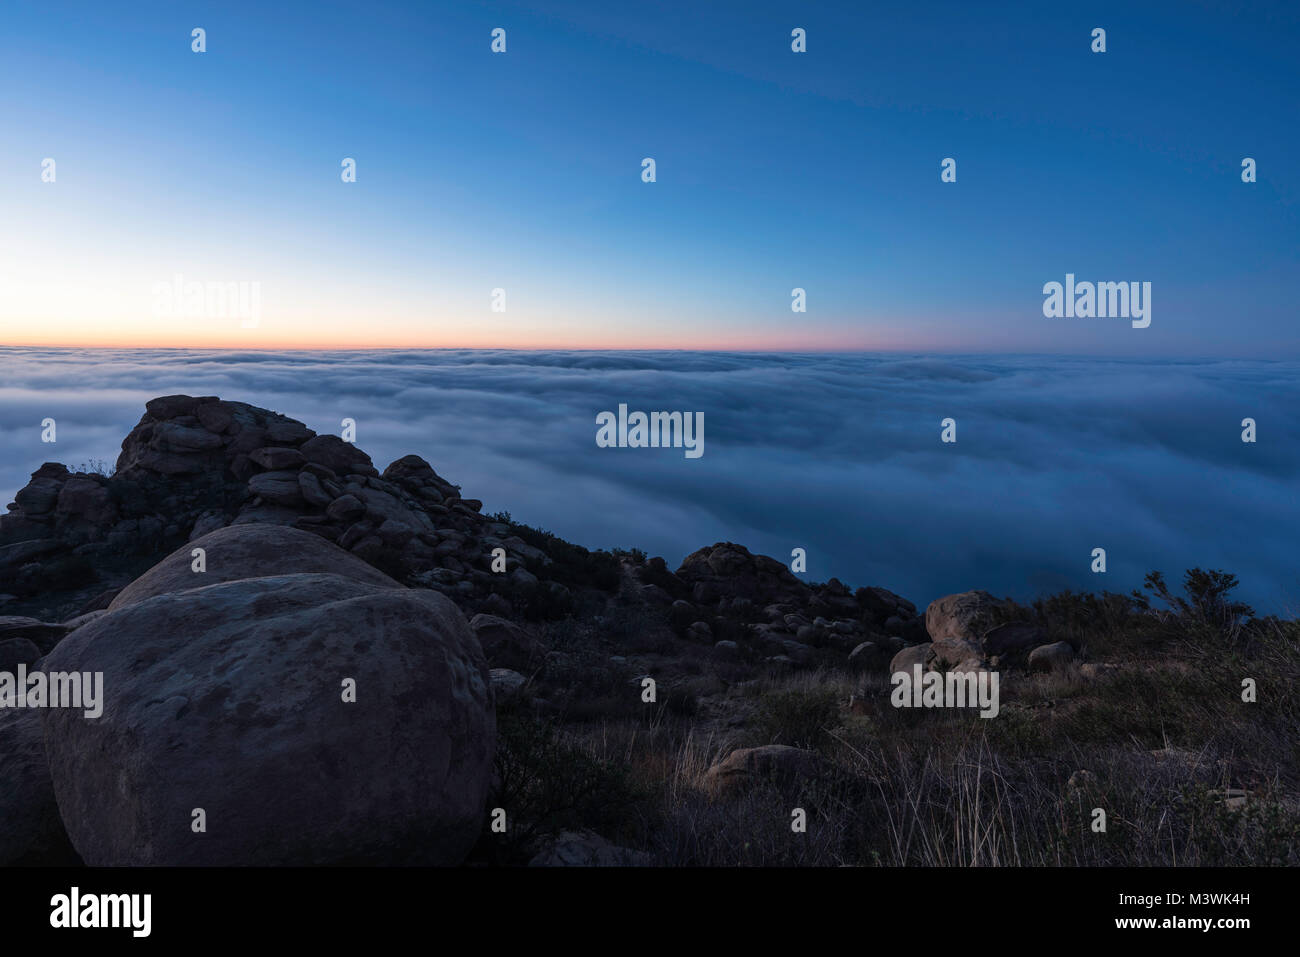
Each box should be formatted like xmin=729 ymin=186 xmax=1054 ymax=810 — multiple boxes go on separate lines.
xmin=2 ymin=397 xmax=937 ymax=677
xmin=0 ymin=395 xmax=550 ymax=609
xmin=617 ymin=542 xmax=925 ymax=668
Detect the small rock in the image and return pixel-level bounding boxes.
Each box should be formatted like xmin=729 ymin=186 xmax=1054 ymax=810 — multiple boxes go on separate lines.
xmin=528 ymin=830 xmax=651 ymax=867
xmin=702 ymin=745 xmax=823 ymax=797
xmin=1028 ymin=641 xmax=1074 ymax=672
xmin=490 ymin=669 xmax=528 ymax=702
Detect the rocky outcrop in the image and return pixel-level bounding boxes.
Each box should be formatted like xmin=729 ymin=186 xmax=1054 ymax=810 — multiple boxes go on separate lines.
xmin=39 ymin=526 xmax=495 ymax=866
xmin=1 ymin=397 xmax=933 ymax=682
xmin=666 ymin=543 xmax=924 ymax=667
xmin=0 ymin=396 xmax=554 ymax=612
xmin=676 ymin=543 xmax=811 ymax=606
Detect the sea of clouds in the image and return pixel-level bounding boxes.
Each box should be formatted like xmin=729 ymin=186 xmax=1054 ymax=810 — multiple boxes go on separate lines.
xmin=1 ymin=348 xmax=1296 ymax=614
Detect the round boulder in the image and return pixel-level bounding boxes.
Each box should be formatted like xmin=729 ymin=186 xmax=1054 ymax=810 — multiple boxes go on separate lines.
xmin=1028 ymin=640 xmax=1075 ymax=673
xmin=702 ymin=745 xmax=823 ymax=797
xmin=925 ymin=590 xmax=1008 ymax=641
xmin=108 ymin=523 xmax=397 ymax=611
xmin=0 ymin=708 xmax=80 ymax=865
xmin=41 ymin=570 xmax=494 ymax=865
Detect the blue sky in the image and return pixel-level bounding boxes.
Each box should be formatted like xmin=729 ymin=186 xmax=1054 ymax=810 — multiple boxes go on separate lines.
xmin=0 ymin=0 xmax=1296 ymax=352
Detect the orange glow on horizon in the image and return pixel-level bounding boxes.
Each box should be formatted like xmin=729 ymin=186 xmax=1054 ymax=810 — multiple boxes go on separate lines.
xmin=0 ymin=325 xmax=936 ymax=353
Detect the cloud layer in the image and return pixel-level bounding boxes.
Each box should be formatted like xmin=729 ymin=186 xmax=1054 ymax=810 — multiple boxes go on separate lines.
xmin=2 ymin=348 xmax=1296 ymax=614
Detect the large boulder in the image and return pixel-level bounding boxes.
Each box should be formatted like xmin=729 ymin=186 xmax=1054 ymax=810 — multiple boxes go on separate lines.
xmin=676 ymin=542 xmax=810 ymax=606
xmin=982 ymin=621 xmax=1046 ymax=662
xmin=0 ymin=708 xmax=80 ymax=865
xmin=930 ymin=636 xmax=985 ymax=671
xmin=108 ymin=524 xmax=397 ymax=611
xmin=925 ymin=590 xmax=1009 ymax=641
xmin=41 ymin=531 xmax=495 ymax=866
xmin=889 ymin=642 xmax=935 ymax=675
xmin=469 ymin=614 xmax=543 ymax=671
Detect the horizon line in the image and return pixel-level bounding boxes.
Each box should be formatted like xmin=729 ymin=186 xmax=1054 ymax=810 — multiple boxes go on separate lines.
xmin=0 ymin=342 xmax=1294 ymax=363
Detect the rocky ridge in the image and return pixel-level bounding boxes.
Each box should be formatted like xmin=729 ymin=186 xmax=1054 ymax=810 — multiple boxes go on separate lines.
xmin=0 ymin=395 xmax=935 ymax=670
xmin=0 ymin=396 xmax=1095 ymax=867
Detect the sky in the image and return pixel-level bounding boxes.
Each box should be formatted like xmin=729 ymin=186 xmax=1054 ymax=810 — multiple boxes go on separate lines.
xmin=1 ymin=0 xmax=1296 ymax=353
xmin=2 ymin=348 xmax=1296 ymax=614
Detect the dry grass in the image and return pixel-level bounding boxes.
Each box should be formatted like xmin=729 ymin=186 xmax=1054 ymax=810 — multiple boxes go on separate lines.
xmin=478 ymin=579 xmax=1300 ymax=866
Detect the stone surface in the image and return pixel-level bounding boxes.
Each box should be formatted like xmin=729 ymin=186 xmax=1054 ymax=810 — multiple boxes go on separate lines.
xmin=41 ymin=568 xmax=495 ymax=866
xmin=1028 ymin=640 xmax=1075 ymax=672
xmin=0 ymin=637 xmax=42 ymax=671
xmin=983 ymin=621 xmax=1047 ymax=661
xmin=0 ymin=708 xmax=80 ymax=866
xmin=489 ymin=668 xmax=528 ymax=701
xmin=925 ymin=590 xmax=1007 ymax=641
xmin=109 ymin=524 xmax=398 ymax=611
xmin=469 ymin=614 xmax=542 ymax=671
xmin=702 ymin=745 xmax=823 ymax=796
xmin=890 ymin=642 xmax=935 ymax=675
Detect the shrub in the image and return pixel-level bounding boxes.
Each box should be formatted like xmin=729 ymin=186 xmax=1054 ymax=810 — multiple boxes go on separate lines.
xmin=476 ymin=713 xmax=647 ymax=864
xmin=1135 ymin=568 xmax=1255 ymax=645
xmin=755 ymin=687 xmax=842 ymax=750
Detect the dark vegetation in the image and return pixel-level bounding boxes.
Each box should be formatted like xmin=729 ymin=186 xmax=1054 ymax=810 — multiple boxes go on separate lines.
xmin=476 ymin=567 xmax=1300 ymax=866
